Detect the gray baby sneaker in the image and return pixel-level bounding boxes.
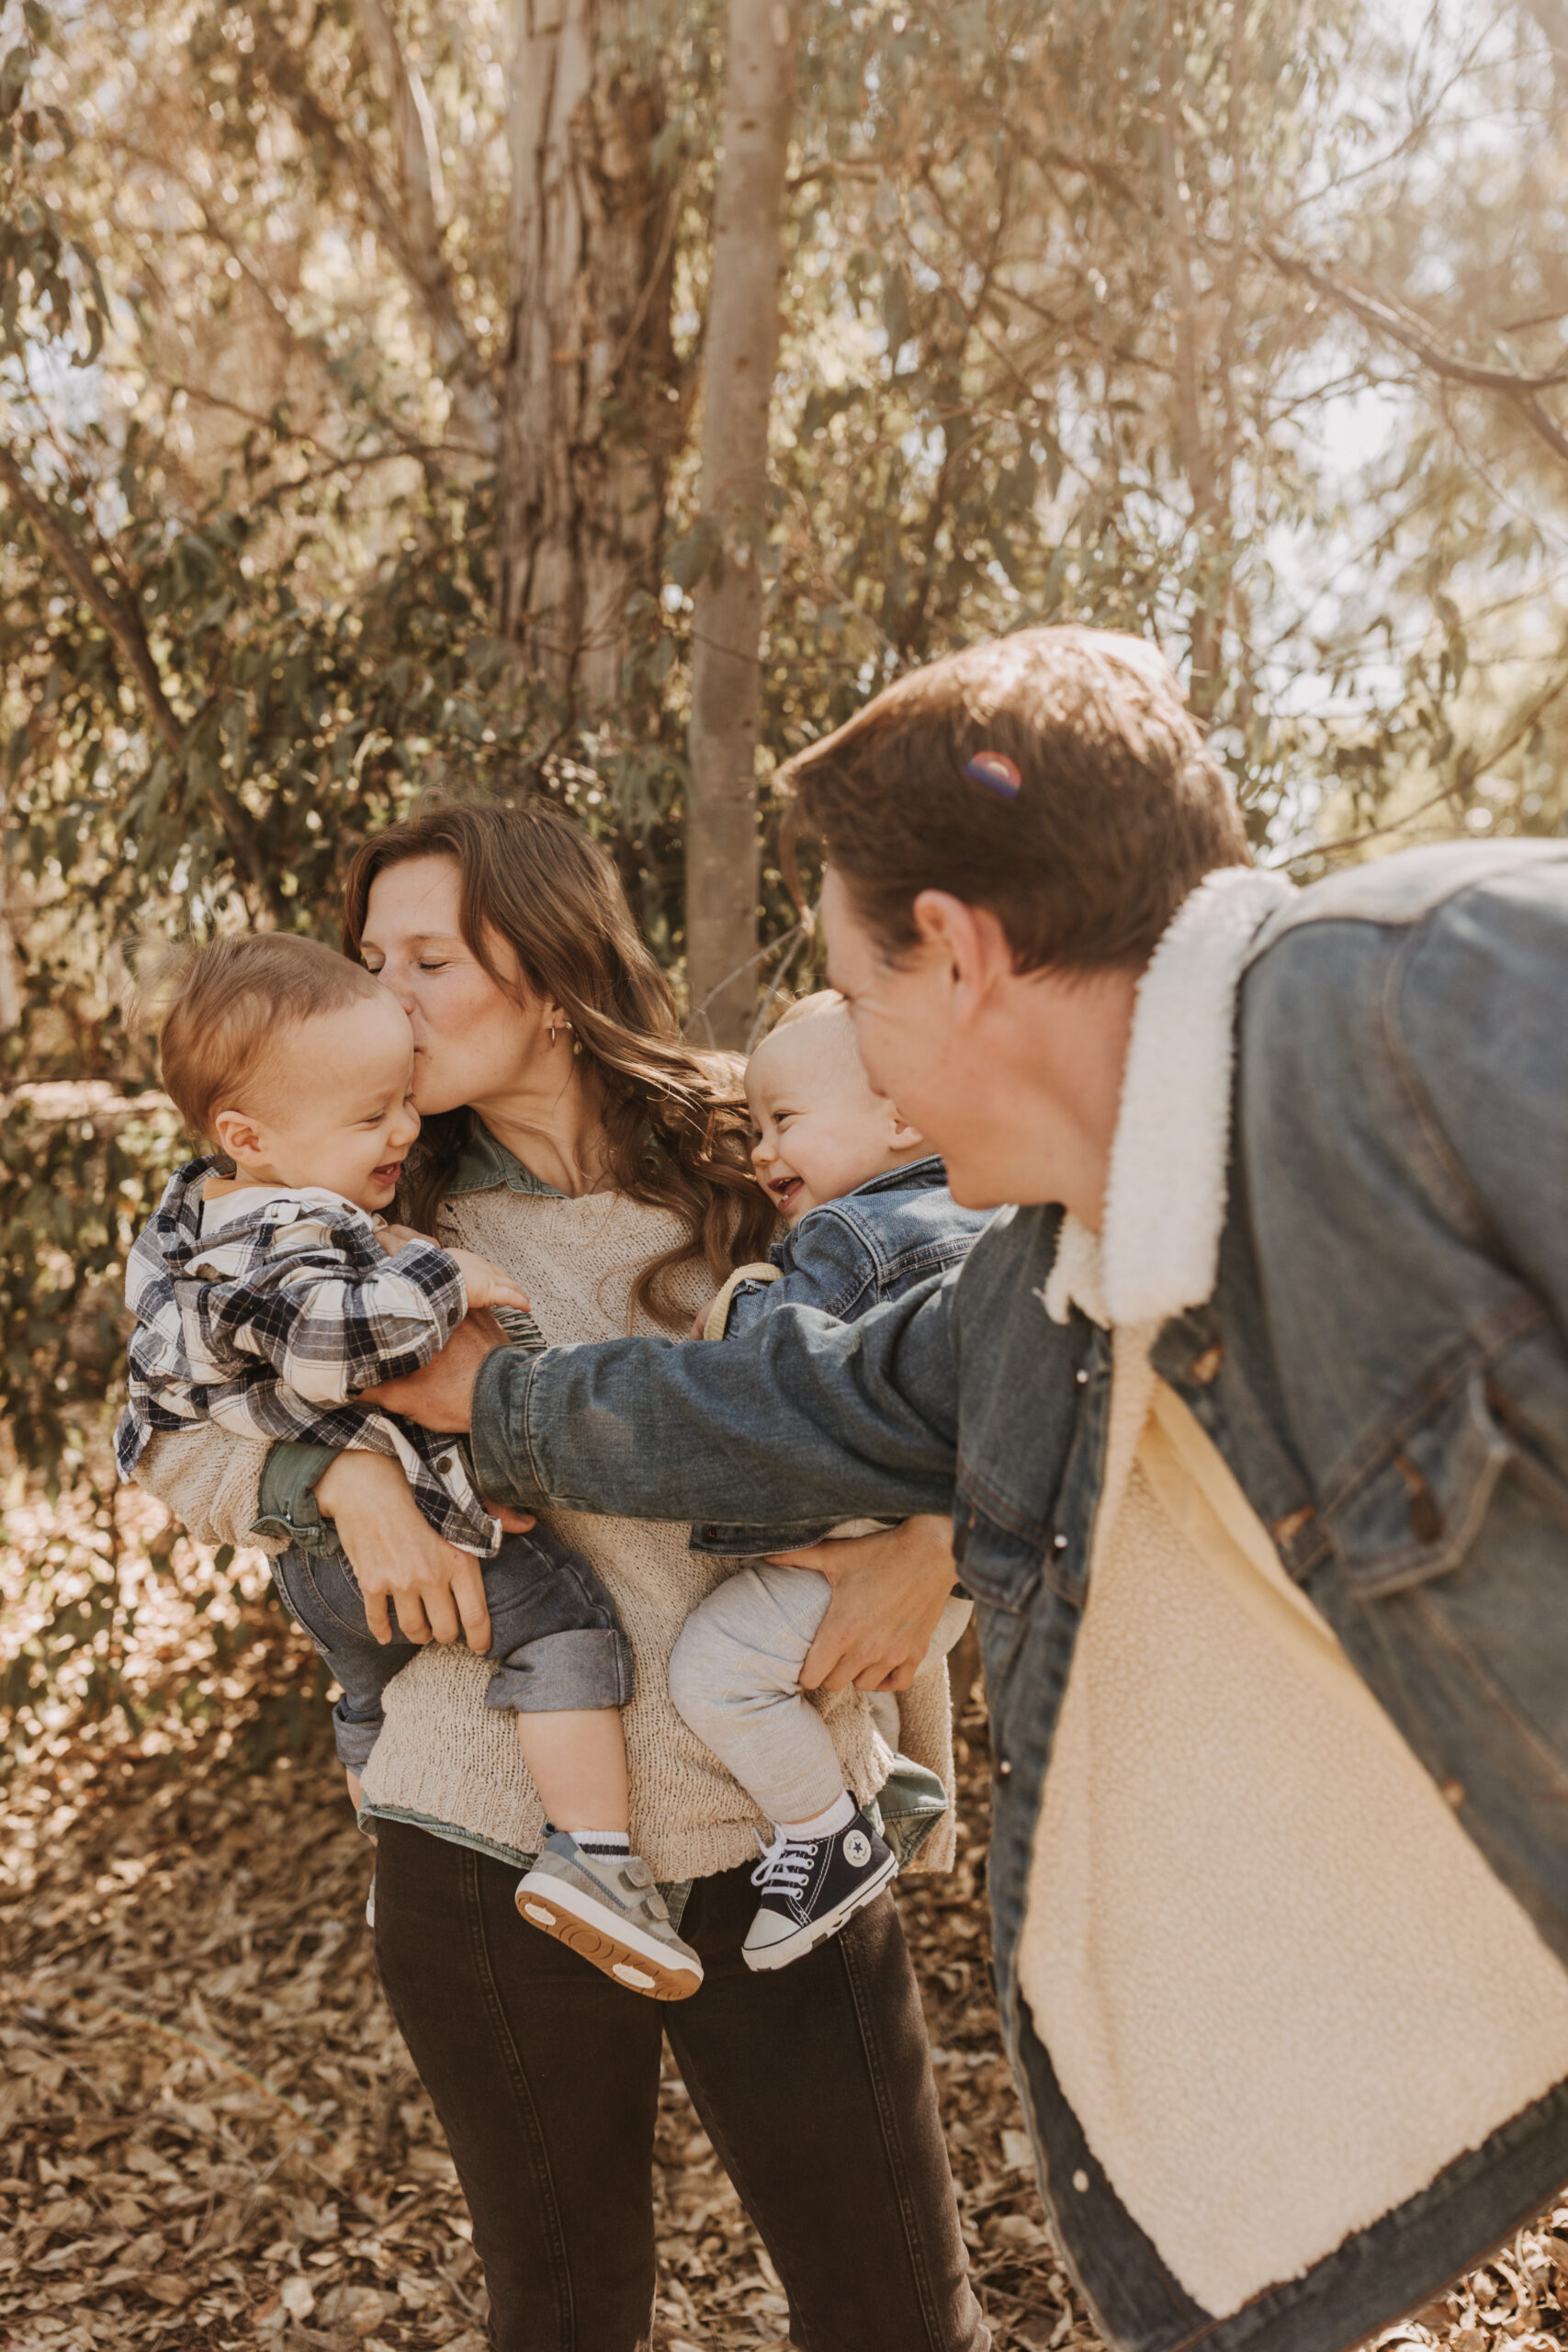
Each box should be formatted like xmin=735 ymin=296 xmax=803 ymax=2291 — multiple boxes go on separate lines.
xmin=515 ymin=1832 xmax=704 ymax=2000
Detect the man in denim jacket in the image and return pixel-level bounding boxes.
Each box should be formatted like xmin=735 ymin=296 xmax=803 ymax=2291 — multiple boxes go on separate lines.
xmin=378 ymin=628 xmax=1568 ymax=2352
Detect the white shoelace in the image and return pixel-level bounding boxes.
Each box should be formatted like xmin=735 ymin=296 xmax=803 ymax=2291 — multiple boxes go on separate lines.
xmin=750 ymin=1827 xmax=814 ymax=1899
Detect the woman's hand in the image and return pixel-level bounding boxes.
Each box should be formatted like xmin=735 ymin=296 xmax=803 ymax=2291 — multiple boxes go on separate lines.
xmin=361 ymin=1307 xmax=502 ymax=1430
xmin=777 ymin=1514 xmax=956 ymax=1694
xmin=314 ymin=1451 xmax=495 ymax=1650
xmin=686 ymin=1291 xmax=720 ymax=1341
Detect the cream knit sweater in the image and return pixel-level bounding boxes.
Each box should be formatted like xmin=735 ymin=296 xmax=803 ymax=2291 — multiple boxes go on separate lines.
xmin=136 ymin=1183 xmax=956 ymax=1883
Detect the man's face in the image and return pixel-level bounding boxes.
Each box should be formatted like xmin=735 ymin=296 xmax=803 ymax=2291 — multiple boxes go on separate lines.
xmin=821 ymin=865 xmax=1136 ymax=1220
xmin=820 ymin=866 xmax=995 ymax=1203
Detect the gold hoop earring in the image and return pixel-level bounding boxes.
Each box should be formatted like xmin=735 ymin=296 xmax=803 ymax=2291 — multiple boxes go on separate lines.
xmin=549 ymin=1023 xmax=558 ymax=1048
xmin=573 ymin=1038 xmax=582 ymax=1057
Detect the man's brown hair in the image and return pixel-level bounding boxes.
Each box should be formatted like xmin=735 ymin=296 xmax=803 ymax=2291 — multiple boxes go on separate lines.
xmin=152 ymin=933 xmax=381 ymax=1143
xmin=783 ymin=627 xmax=1249 ymax=970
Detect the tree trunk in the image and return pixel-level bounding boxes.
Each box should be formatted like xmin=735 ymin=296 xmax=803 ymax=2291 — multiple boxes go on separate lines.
xmin=500 ymin=0 xmax=678 ymax=709
xmin=684 ymin=0 xmax=798 ymax=1047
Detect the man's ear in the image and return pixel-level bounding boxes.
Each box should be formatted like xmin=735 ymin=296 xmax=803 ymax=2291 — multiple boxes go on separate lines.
xmin=212 ymin=1107 xmax=267 ymax=1165
xmin=885 ymin=1100 xmax=925 ymax=1152
xmin=908 ymin=890 xmax=1012 ymax=1027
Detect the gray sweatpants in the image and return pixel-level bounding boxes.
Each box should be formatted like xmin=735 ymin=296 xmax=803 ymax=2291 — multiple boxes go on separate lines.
xmin=668 ymin=1563 xmax=973 ymax=1826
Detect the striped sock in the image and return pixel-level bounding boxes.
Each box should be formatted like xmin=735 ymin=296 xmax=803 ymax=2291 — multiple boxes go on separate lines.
xmin=566 ymin=1828 xmax=631 ymax=1859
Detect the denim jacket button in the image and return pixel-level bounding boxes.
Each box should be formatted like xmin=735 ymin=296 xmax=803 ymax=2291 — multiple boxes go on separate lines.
xmin=1190 ymin=1342 xmax=1224 ymax=1385
xmin=1074 ymin=1367 xmax=1089 ymax=1386
xmin=1441 ymin=1779 xmax=1466 ymax=1808
xmin=997 ymin=1758 xmax=1013 ymax=1778
xmin=1051 ymin=1532 xmax=1068 ymax=1553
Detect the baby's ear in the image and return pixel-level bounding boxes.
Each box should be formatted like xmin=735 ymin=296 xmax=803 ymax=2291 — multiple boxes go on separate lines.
xmin=212 ymin=1106 xmax=266 ymax=1163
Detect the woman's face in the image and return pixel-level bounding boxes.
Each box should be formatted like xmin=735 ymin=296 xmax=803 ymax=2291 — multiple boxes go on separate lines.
xmin=359 ymin=855 xmax=556 ymax=1117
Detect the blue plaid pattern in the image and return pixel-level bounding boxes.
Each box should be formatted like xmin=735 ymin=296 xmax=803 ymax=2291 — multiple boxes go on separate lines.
xmin=116 ymin=1156 xmax=501 ymax=1555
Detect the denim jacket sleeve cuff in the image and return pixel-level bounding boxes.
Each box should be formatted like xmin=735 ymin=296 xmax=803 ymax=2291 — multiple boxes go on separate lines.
xmin=252 ymin=1441 xmax=343 ymax=1553
xmin=470 ymin=1344 xmax=550 ymax=1512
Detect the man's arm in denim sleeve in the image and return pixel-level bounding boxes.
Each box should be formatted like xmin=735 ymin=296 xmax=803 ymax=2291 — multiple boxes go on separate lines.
xmin=471 ymin=1266 xmax=961 ymax=1524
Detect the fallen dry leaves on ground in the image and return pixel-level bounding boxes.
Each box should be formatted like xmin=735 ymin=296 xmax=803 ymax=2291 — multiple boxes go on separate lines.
xmin=4 ymin=1491 xmax=1568 ymax=2352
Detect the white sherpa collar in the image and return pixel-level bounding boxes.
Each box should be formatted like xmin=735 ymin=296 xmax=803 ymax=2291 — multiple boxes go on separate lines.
xmin=1043 ymin=865 xmax=1292 ymax=1329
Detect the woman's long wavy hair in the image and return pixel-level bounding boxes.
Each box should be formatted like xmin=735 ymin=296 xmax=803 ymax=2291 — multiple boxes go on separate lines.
xmin=341 ymin=799 xmax=776 ymax=1329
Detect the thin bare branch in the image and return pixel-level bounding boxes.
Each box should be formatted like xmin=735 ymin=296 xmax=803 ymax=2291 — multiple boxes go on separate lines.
xmin=251 ymin=7 xmax=498 ymax=460
xmin=1264 ymin=240 xmax=1568 ymax=469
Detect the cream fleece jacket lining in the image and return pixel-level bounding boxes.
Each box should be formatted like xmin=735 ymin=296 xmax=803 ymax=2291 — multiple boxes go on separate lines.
xmin=1021 ymin=1356 xmax=1568 ymax=2318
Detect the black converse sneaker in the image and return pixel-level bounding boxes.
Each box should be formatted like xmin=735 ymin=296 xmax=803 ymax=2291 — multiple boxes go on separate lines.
xmin=741 ymin=1808 xmax=897 ymax=1972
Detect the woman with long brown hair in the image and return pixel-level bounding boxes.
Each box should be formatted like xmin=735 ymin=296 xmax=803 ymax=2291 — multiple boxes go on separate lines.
xmin=134 ymin=797 xmax=987 ymax=2352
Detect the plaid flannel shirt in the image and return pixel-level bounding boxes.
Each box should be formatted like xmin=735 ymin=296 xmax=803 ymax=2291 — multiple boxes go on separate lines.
xmin=115 ymin=1156 xmax=501 ymax=1555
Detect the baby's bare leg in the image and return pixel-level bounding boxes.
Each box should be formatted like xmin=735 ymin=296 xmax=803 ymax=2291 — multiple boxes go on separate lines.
xmin=514 ymin=1708 xmax=629 ymax=1832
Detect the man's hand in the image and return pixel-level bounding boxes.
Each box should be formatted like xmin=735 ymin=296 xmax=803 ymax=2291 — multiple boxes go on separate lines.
xmin=777 ymin=1513 xmax=956 ymax=1693
xmin=314 ymin=1451 xmax=495 ymax=1649
xmin=361 ymin=1307 xmax=502 ymax=1430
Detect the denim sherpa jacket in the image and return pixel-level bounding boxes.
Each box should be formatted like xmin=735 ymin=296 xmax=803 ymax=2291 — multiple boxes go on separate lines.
xmin=470 ymin=840 xmax=1568 ymax=2352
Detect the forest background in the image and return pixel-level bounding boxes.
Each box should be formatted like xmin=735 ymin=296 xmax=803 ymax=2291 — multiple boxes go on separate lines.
xmin=6 ymin=0 xmax=1568 ymax=2343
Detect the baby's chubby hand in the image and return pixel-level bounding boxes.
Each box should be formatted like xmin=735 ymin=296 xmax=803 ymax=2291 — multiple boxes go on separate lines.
xmin=371 ymin=1224 xmax=531 ymax=1316
xmin=445 ymin=1247 xmax=533 ymax=1316
xmin=376 ymin=1222 xmax=427 ymax=1253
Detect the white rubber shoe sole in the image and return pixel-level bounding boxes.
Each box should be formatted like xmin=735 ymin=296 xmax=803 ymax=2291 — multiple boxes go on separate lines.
xmin=514 ymin=1870 xmax=704 ymax=2001
xmin=741 ymin=1847 xmax=898 ymax=1972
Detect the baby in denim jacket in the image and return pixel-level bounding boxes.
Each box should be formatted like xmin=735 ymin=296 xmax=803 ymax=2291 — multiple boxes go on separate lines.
xmin=669 ymin=992 xmax=989 ymax=1970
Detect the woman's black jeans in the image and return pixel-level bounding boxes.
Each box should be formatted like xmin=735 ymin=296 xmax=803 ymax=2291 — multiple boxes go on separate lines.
xmin=374 ymin=1819 xmax=989 ymax=2351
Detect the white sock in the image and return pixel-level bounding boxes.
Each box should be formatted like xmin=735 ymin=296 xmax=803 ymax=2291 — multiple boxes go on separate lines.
xmin=777 ymin=1792 xmax=857 ymax=1842
xmin=569 ymin=1827 xmax=630 ymax=1856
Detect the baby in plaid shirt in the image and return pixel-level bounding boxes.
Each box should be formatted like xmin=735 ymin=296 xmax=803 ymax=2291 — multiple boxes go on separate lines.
xmin=117 ymin=933 xmax=703 ymax=2000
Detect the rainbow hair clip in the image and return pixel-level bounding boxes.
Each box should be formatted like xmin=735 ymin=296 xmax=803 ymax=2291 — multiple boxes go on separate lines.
xmin=963 ymin=750 xmax=1021 ymax=800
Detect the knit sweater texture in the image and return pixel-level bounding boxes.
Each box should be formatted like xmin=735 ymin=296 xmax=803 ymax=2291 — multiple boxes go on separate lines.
xmin=136 ymin=1182 xmax=956 ymax=1882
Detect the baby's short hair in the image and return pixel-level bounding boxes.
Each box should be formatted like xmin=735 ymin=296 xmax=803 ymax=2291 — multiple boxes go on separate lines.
xmin=768 ymin=989 xmax=846 ymax=1035
xmin=149 ymin=933 xmax=381 ymax=1143
xmin=750 ymin=989 xmax=873 ymax=1094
